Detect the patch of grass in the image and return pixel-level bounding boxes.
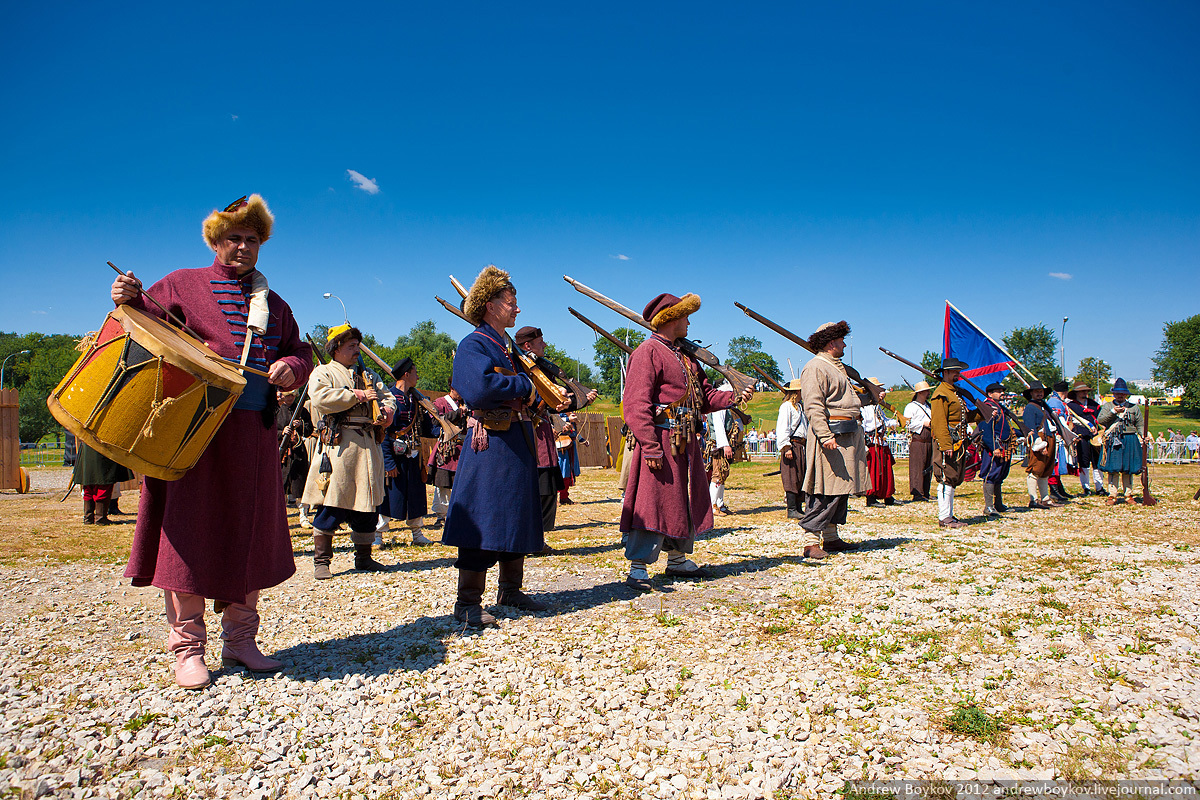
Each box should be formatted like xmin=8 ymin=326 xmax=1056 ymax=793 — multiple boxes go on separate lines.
xmin=1039 ymin=598 xmax=1070 ymax=614
xmin=201 ymin=734 xmax=228 ymax=748
xmin=943 ymin=702 xmax=1007 ymax=744
xmin=123 ymin=712 xmax=162 ymax=732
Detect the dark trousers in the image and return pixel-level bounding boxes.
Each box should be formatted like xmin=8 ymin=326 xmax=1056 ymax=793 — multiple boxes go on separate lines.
xmin=800 ymin=494 xmax=849 ymax=534
xmin=908 ymin=431 xmax=933 ymax=497
xmin=455 ymin=548 xmax=524 ymax=571
xmin=312 ymin=506 xmax=378 ymax=533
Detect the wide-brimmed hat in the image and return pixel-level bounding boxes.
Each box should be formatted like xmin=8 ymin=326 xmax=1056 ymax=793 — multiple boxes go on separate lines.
xmin=985 ymin=382 xmax=1005 ymax=394
xmin=514 ymin=326 xmax=543 ymax=345
xmin=202 ymin=194 xmax=274 ymax=250
xmin=912 ymin=380 xmax=932 ymax=394
xmin=1112 ymin=377 xmax=1130 ymax=394
xmin=642 ymin=293 xmax=701 ymax=330
xmin=782 ymin=378 xmax=803 ymax=393
xmin=1022 ymin=380 xmax=1049 ymax=399
xmin=807 ymin=321 xmax=850 ymax=352
xmin=463 ymin=265 xmax=515 ymax=326
xmin=391 ymin=357 xmax=415 ymax=380
xmin=940 ymin=357 xmax=969 ymax=373
xmin=1070 ymin=383 xmax=1093 ymax=398
xmin=325 ymin=323 xmax=362 ymax=356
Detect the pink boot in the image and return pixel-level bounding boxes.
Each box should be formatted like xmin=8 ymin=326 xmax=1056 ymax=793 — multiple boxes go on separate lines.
xmin=220 ymin=591 xmax=282 ymax=672
xmin=165 ymin=591 xmax=210 ymax=690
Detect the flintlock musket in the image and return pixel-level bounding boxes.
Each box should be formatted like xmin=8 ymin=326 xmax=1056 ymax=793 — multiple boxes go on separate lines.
xmin=563 ymin=275 xmax=756 ymax=396
xmin=733 ymin=301 xmax=883 ymax=405
xmin=355 ymin=341 xmax=462 ymax=443
xmin=568 ymin=307 xmax=634 ymax=356
xmin=750 ymin=363 xmax=786 ymax=394
xmin=446 ymin=276 xmax=594 ymax=411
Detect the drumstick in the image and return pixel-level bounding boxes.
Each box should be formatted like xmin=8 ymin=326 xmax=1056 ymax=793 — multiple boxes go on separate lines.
xmin=107 ymin=261 xmax=202 ymax=340
xmin=203 ymin=353 xmax=272 ymax=378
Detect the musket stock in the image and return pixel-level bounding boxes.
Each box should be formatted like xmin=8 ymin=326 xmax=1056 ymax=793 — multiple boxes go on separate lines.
xmin=734 ymin=302 xmax=883 ymax=404
xmin=564 ymin=275 xmax=756 ymax=395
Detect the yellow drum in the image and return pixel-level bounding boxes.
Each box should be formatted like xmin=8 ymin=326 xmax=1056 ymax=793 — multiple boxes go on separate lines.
xmin=47 ymin=305 xmax=245 ymax=481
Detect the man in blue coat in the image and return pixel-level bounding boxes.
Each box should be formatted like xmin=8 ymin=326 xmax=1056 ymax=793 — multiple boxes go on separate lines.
xmin=443 ymin=266 xmax=545 ymax=627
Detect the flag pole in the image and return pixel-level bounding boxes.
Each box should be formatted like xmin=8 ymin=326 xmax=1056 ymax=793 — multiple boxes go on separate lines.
xmin=946 ymin=300 xmax=1036 ymax=387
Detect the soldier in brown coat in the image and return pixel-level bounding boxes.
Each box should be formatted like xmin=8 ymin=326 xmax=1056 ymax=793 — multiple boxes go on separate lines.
xmin=929 ymin=357 xmax=992 ymax=528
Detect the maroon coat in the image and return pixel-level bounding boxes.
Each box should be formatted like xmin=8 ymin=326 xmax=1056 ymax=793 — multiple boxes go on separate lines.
xmin=122 ymin=259 xmax=312 ymax=604
xmin=620 ymin=334 xmax=735 ymax=538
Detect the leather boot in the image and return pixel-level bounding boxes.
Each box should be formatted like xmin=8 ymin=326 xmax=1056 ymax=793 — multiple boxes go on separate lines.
xmin=785 ymin=491 xmax=801 ymax=520
xmin=993 ymin=487 xmax=1008 ymax=512
xmin=220 ymin=590 xmax=283 ymax=672
xmin=497 ymin=557 xmax=547 ymax=611
xmin=354 ymin=544 xmax=386 ymax=572
xmin=165 ymin=590 xmax=209 ymax=690
xmin=95 ymin=499 xmax=112 ymax=525
xmin=83 ymin=498 xmax=95 ymax=525
xmin=454 ymin=569 xmax=497 ymax=627
xmin=822 ymin=525 xmax=856 ymax=553
xmin=313 ymin=532 xmax=334 ymax=580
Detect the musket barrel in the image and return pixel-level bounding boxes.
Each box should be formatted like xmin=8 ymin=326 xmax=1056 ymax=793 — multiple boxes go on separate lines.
xmin=568 ymin=307 xmax=634 ymax=355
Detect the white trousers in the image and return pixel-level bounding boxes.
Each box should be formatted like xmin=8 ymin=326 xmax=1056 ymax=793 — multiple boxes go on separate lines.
xmin=937 ymin=483 xmax=955 ymax=520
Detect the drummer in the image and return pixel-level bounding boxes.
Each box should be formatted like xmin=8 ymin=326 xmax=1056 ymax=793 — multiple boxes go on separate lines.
xmin=110 ymin=195 xmax=313 ymax=690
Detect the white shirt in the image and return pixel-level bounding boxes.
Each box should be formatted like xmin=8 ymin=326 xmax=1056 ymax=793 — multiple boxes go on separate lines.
xmin=711 ymin=381 xmax=734 ymax=448
xmin=904 ymin=401 xmax=931 ymax=434
xmin=861 ymin=404 xmax=899 ymax=434
xmin=775 ymin=400 xmax=809 ymax=447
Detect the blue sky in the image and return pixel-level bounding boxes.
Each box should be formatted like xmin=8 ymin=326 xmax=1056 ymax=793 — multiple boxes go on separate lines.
xmin=2 ymin=1 xmax=1197 ymax=385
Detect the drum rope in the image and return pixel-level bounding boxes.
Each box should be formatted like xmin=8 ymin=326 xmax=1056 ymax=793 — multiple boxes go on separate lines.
xmin=140 ymin=356 xmax=182 ymax=440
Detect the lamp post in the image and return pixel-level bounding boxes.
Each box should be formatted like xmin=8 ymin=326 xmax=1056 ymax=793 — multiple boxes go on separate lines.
xmin=323 ymin=293 xmax=349 ymax=323
xmin=1 ymin=350 xmax=31 ymax=389
xmin=1060 ymin=317 xmax=1068 ymax=381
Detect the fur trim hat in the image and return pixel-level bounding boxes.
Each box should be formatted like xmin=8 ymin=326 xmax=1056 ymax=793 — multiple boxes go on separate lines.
xmin=325 ymin=323 xmax=361 ymax=356
xmin=807 ymin=321 xmax=850 ymax=353
xmin=642 ymin=293 xmax=701 ymax=331
xmin=1022 ymin=380 xmax=1048 ymax=400
xmin=514 ymin=326 xmax=543 ymax=346
xmin=463 ymin=265 xmax=515 ymax=326
xmin=912 ymin=380 xmax=932 ymax=394
xmin=391 ymin=357 xmax=415 ymax=380
xmin=202 ymin=194 xmax=274 ymax=250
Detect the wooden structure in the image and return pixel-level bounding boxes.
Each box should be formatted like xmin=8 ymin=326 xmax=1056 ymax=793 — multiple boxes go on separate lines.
xmin=0 ymin=389 xmax=30 ymax=492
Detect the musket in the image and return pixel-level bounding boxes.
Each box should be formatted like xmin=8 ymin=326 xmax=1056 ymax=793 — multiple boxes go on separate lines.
xmin=750 ymin=363 xmax=786 ymax=393
xmin=563 ymin=275 xmax=756 ymax=395
xmin=568 ymin=307 xmax=634 ymax=355
xmin=357 ymin=341 xmax=462 ymax=443
xmin=447 ymin=276 xmax=595 ymax=411
xmin=1140 ymin=400 xmax=1157 ymax=506
xmin=878 ymin=346 xmax=1032 ymax=437
xmin=733 ymin=302 xmax=883 ymax=404
xmin=762 ymin=469 xmax=781 ymax=477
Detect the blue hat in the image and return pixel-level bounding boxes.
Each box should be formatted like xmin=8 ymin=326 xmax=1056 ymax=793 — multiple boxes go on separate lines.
xmin=1112 ymin=377 xmax=1129 ymax=394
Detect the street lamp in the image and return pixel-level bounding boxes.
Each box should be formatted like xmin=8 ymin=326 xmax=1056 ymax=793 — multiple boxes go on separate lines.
xmin=323 ymin=293 xmax=349 ymax=323
xmin=1 ymin=350 xmax=31 ymax=389
xmin=1060 ymin=317 xmax=1068 ymax=381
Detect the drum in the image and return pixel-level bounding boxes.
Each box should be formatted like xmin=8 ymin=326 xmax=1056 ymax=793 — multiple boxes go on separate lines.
xmin=47 ymin=305 xmax=246 ymax=481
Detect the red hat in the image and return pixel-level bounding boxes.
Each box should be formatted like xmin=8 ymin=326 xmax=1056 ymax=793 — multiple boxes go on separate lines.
xmin=642 ymin=293 xmax=701 ymax=331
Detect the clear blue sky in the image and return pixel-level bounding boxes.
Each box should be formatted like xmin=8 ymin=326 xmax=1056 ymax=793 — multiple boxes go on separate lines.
xmin=2 ymin=2 xmax=1197 ymax=385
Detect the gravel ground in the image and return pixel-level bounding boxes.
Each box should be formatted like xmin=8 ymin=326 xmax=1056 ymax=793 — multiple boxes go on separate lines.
xmin=2 ymin=467 xmax=1199 ymax=799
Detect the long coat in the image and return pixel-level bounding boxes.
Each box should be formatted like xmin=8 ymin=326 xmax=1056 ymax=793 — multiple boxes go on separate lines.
xmin=620 ymin=334 xmax=735 ymax=538
xmin=378 ymin=386 xmax=432 ymax=520
xmin=301 ymin=361 xmax=396 ymax=513
xmin=801 ymin=353 xmax=870 ymax=496
xmin=442 ymin=324 xmax=542 ymax=553
xmin=73 ymin=442 xmax=133 ymax=486
xmin=122 ymin=259 xmax=312 ymax=605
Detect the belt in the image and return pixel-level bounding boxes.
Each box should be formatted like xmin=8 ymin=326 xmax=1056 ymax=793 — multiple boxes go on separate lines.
xmin=829 ymin=415 xmax=856 ymax=421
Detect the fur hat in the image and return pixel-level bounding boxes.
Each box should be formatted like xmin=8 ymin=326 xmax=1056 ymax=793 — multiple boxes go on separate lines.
xmin=1022 ymin=380 xmax=1048 ymax=400
xmin=325 ymin=323 xmax=362 ymax=356
xmin=807 ymin=321 xmax=850 ymax=353
xmin=463 ymin=265 xmax=515 ymax=326
xmin=391 ymin=357 xmax=415 ymax=380
xmin=912 ymin=380 xmax=932 ymax=394
xmin=202 ymin=194 xmax=274 ymax=250
xmin=514 ymin=326 xmax=543 ymax=346
xmin=642 ymin=293 xmax=701 ymax=331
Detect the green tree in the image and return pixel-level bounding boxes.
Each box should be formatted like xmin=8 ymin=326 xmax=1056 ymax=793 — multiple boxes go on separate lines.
xmin=1072 ymin=357 xmax=1113 ymax=396
xmin=920 ymin=350 xmax=943 ymax=376
xmin=543 ymin=343 xmax=595 ymax=386
xmin=1152 ymin=314 xmax=1200 ymax=413
xmin=593 ymin=327 xmax=645 ymax=400
xmin=1002 ymin=324 xmax=1061 ymax=391
xmin=310 ymin=320 xmax=456 ymax=391
xmin=2 ymin=331 xmax=84 ymax=442
xmin=726 ymin=335 xmax=783 ymax=383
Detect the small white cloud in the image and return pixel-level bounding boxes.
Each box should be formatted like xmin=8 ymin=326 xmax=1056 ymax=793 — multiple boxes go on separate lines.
xmin=31 ymin=310 xmax=47 ymax=315
xmin=231 ymin=114 xmax=238 ymax=121
xmin=1049 ymin=272 xmax=1072 ymax=281
xmin=347 ymin=169 xmax=380 ymax=195
xmin=611 ymin=254 xmax=630 ymax=261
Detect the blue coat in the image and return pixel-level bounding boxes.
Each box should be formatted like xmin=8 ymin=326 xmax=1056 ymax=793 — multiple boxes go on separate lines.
xmin=442 ymin=324 xmax=543 ymax=554
xmin=378 ymin=387 xmax=432 ymax=521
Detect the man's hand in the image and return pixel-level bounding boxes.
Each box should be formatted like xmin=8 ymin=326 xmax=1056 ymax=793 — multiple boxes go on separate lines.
xmin=739 ymin=387 xmax=754 ymax=404
xmin=781 ymin=446 xmax=794 ymax=460
xmin=645 ymin=456 xmax=662 ymax=470
xmin=722 ymin=445 xmax=733 ymax=459
xmin=267 ymin=361 xmax=295 ymax=388
xmin=585 ymin=389 xmax=598 ymax=404
xmin=386 ymin=467 xmax=399 ymax=478
xmin=942 ymin=449 xmax=955 ymax=458
xmin=111 ymin=271 xmax=142 ymax=306
xmin=822 ymin=439 xmax=838 ymax=451
xmin=989 ymin=406 xmax=999 ymax=419
xmin=554 ymin=398 xmax=571 ymax=412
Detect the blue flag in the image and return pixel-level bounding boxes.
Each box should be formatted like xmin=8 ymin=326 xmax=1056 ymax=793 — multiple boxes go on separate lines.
xmin=943 ymin=302 xmax=1015 ymax=398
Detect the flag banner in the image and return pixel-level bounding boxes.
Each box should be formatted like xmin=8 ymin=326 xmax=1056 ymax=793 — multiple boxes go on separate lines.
xmin=943 ymin=302 xmax=1014 ymax=398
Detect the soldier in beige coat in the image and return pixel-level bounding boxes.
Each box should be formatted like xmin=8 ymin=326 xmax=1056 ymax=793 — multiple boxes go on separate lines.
xmin=800 ymin=321 xmax=871 ymax=558
xmin=302 ymin=324 xmax=397 ymax=578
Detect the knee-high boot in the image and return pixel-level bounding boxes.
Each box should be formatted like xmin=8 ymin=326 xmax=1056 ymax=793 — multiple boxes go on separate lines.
xmin=497 ymin=557 xmax=547 ymax=611
xmin=313 ymin=532 xmax=334 ymax=580
xmin=165 ymin=590 xmax=209 ymax=690
xmin=983 ymin=484 xmax=997 ymax=516
xmin=454 ymin=569 xmax=497 ymax=627
xmin=220 ymin=590 xmax=283 ymax=672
